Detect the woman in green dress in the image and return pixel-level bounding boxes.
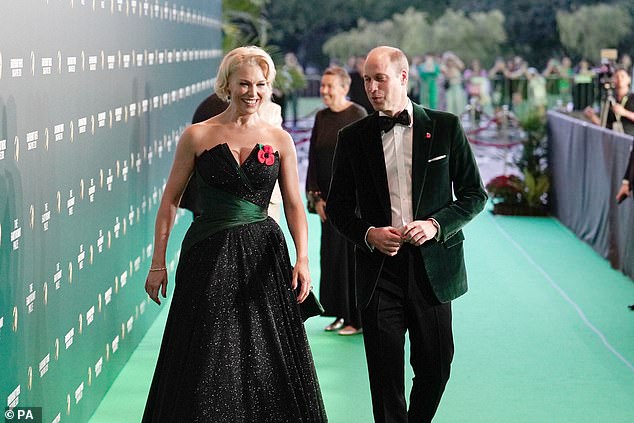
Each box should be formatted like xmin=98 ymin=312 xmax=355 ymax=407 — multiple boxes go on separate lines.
xmin=418 ymin=53 xmax=440 ymax=109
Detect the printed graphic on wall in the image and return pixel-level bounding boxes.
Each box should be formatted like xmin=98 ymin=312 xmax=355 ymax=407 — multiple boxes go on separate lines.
xmin=0 ymin=2 xmax=222 ymax=422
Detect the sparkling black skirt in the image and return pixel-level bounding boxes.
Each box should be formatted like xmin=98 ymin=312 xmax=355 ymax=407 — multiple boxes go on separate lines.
xmin=142 ymin=219 xmax=327 ymax=422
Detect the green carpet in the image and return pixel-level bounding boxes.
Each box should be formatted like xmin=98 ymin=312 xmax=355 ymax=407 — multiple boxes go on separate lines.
xmin=89 ymin=209 xmax=634 ymax=423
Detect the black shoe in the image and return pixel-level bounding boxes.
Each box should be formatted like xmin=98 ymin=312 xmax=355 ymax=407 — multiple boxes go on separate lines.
xmin=324 ymin=318 xmax=345 ymax=331
xmin=628 ymin=304 xmax=634 ymax=311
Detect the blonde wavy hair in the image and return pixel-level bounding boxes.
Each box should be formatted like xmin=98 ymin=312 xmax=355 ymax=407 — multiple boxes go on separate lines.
xmin=214 ymin=46 xmax=276 ymax=102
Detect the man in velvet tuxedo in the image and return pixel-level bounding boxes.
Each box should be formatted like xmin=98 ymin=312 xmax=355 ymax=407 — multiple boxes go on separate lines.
xmin=327 ymin=46 xmax=487 ymax=422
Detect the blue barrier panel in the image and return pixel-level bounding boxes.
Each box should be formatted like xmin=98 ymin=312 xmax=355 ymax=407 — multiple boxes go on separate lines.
xmin=548 ymin=111 xmax=634 ymax=280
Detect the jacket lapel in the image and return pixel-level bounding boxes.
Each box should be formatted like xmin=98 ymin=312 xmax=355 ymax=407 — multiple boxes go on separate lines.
xmin=361 ymin=113 xmax=391 ymax=220
xmin=411 ymin=104 xmax=435 ymax=217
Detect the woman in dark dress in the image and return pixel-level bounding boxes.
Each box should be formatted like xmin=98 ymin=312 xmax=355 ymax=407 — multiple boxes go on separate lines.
xmin=143 ymin=46 xmax=327 ymax=422
xmin=306 ymin=66 xmax=367 ymax=335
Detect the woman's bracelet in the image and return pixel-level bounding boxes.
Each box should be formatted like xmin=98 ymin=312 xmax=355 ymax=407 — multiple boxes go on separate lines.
xmin=149 ymin=266 xmax=167 ymax=272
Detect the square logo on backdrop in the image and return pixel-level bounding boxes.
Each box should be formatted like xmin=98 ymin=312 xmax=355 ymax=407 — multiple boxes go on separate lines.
xmin=10 ymin=58 xmax=23 ymax=78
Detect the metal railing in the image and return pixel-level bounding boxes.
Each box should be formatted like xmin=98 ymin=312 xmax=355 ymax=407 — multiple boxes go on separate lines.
xmin=487 ymin=75 xmax=599 ymax=110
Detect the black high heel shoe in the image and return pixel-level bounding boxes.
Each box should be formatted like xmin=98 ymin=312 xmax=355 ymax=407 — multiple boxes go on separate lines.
xmin=324 ymin=318 xmax=345 ymax=331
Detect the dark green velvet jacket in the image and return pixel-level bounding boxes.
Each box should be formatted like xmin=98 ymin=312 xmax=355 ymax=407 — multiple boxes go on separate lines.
xmin=326 ymin=102 xmax=487 ymax=308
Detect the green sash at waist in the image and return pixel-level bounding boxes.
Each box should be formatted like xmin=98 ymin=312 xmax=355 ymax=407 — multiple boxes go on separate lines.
xmin=181 ymin=174 xmax=268 ymax=255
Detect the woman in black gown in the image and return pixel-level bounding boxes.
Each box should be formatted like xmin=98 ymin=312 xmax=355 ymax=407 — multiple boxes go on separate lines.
xmin=143 ymin=46 xmax=327 ymax=422
xmin=306 ymin=66 xmax=367 ymax=335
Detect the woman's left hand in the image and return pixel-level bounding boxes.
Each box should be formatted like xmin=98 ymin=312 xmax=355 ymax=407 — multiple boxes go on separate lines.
xmin=292 ymin=258 xmax=311 ymax=303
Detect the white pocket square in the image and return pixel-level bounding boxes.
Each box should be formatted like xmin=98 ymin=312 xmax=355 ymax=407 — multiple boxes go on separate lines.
xmin=428 ymin=155 xmax=447 ymax=163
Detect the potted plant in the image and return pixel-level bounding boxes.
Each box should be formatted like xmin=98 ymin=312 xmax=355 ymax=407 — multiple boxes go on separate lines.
xmin=486 ymin=108 xmax=550 ymax=215
xmin=486 ymin=174 xmax=524 ymax=204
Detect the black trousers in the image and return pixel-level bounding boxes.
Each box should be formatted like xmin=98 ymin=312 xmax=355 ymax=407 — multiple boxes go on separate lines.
xmin=361 ymin=245 xmax=454 ymax=423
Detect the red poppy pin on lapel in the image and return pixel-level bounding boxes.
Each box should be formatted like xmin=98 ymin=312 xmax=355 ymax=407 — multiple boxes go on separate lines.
xmin=425 ymin=132 xmax=432 ymax=139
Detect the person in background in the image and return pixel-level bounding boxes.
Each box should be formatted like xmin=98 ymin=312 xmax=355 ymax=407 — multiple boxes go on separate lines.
xmin=572 ymin=59 xmax=595 ymax=110
xmin=345 ymin=55 xmax=357 ymax=73
xmin=348 ymin=55 xmax=374 ymax=114
xmin=618 ymin=53 xmax=633 ymax=89
xmin=464 ymin=59 xmax=492 ymax=114
xmin=279 ymin=52 xmax=305 ymax=126
xmin=616 ymin=147 xmax=634 ymax=204
xmin=526 ymin=67 xmax=548 ymax=113
xmin=306 ymin=66 xmax=367 ymax=335
xmin=576 ymin=59 xmax=595 ymax=80
xmin=584 ymin=67 xmax=634 ymax=134
xmin=441 ymin=51 xmax=466 ymax=116
xmin=179 ymin=93 xmax=229 ymax=218
xmin=544 ymin=57 xmax=573 ymax=108
xmin=408 ymin=55 xmax=422 ymax=103
xmin=507 ymin=56 xmax=528 ymax=108
xmin=417 ymin=53 xmax=441 ymax=109
xmin=558 ymin=57 xmax=574 ymax=106
xmin=488 ymin=57 xmax=508 ymax=108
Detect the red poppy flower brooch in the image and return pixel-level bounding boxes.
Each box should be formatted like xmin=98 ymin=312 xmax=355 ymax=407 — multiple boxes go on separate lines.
xmin=257 ymin=144 xmax=275 ymax=166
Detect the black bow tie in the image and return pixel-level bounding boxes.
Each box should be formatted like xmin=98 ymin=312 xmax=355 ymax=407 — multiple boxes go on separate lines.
xmin=378 ymin=110 xmax=410 ymax=132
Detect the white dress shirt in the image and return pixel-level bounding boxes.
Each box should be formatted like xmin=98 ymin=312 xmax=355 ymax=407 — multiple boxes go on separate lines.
xmin=380 ymin=100 xmax=414 ymax=229
xmin=364 ymin=100 xmax=441 ymax=250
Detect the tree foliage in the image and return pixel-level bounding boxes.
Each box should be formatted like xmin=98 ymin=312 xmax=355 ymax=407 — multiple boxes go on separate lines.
xmin=257 ymin=0 xmax=633 ymax=68
xmin=448 ymin=0 xmax=600 ymax=65
xmin=222 ymin=0 xmax=270 ymax=51
xmin=556 ymin=4 xmax=633 ymax=62
xmin=433 ymin=9 xmax=506 ymax=64
xmin=323 ymin=8 xmax=506 ymax=66
xmin=265 ymin=0 xmax=444 ymax=67
xmin=221 ymin=0 xmax=289 ymax=91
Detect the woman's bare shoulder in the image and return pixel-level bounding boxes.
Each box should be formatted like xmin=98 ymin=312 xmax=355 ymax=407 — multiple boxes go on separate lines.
xmin=262 ymin=127 xmax=294 ymax=159
xmin=184 ymin=118 xmax=227 ymax=152
xmin=189 ymin=116 xmax=224 ymax=133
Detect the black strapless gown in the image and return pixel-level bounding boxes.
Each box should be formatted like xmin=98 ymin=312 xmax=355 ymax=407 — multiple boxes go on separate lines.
xmin=142 ymin=143 xmax=327 ymax=422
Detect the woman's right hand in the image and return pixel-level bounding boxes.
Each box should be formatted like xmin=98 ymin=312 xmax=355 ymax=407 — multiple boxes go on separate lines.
xmin=292 ymin=257 xmax=311 ymax=303
xmin=145 ymin=269 xmax=168 ymax=305
xmin=315 ymin=199 xmax=327 ymax=222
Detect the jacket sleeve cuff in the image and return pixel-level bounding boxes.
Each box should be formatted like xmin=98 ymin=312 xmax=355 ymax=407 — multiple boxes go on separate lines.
xmin=428 ymin=218 xmax=441 ymax=241
xmin=364 ymin=226 xmax=375 ymax=251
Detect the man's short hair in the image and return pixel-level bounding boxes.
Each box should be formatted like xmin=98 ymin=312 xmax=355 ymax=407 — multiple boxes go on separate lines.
xmin=388 ymin=48 xmax=409 ymax=73
xmin=323 ymin=65 xmax=351 ymax=88
xmin=368 ymin=46 xmax=409 ymax=75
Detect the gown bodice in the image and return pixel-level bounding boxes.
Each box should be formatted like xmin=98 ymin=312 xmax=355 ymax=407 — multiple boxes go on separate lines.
xmin=196 ymin=142 xmax=280 ymax=209
xmin=181 ymin=143 xmax=280 ymax=254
